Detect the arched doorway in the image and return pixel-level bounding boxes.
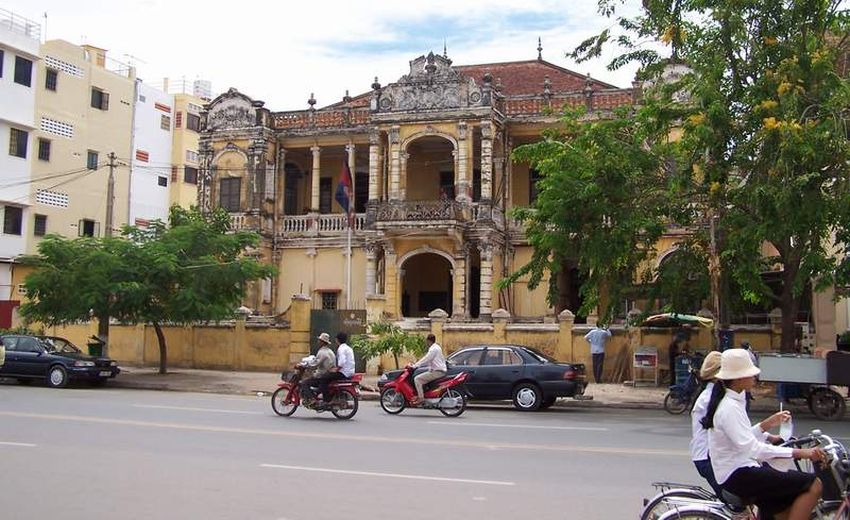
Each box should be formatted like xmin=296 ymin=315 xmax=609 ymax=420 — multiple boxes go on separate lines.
xmin=404 ymin=136 xmax=456 ymax=201
xmin=400 ymin=252 xmax=453 ymax=317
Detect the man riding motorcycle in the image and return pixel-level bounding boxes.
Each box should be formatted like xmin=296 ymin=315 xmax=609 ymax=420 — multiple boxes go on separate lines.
xmin=300 ymin=332 xmax=337 ymax=407
xmin=410 ymin=334 xmax=446 ymax=406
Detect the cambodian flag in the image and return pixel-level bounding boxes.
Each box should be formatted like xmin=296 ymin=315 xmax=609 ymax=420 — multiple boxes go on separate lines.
xmin=335 ymin=161 xmax=353 ymax=226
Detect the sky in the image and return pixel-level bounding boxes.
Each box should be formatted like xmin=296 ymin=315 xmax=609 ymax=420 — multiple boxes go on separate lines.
xmin=4 ymin=0 xmax=643 ymax=110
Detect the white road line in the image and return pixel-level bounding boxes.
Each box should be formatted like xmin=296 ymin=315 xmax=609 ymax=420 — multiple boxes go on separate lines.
xmin=260 ymin=464 xmax=515 ymax=486
xmin=427 ymin=420 xmax=608 ymax=432
xmin=0 ymin=441 xmax=37 ymax=447
xmin=133 ymin=404 xmax=263 ymax=415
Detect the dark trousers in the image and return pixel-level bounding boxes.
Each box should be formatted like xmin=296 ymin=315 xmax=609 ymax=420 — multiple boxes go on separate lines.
xmin=592 ymin=353 xmax=605 ymax=383
xmin=318 ymin=372 xmax=347 ymax=402
xmin=693 ymin=458 xmax=723 ymax=498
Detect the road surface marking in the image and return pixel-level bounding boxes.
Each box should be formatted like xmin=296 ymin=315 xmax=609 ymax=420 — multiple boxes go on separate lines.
xmin=0 ymin=411 xmax=687 ymax=457
xmin=0 ymin=441 xmax=36 ymax=447
xmin=133 ymin=404 xmax=264 ymax=415
xmin=427 ymin=420 xmax=608 ymax=431
xmin=260 ymin=463 xmax=515 ymax=486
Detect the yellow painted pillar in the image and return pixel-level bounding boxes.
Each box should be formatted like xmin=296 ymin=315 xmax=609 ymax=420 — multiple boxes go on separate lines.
xmin=383 ymin=242 xmax=399 ymax=318
xmin=310 ymin=145 xmax=321 ymax=211
xmin=557 ymin=309 xmax=575 ymax=363
xmin=288 ymin=294 xmax=312 ymax=364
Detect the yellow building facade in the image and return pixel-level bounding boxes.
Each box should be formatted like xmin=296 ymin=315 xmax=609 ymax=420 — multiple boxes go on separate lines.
xmin=169 ymin=92 xmax=206 ymax=210
xmin=200 ymin=51 xmax=636 ymax=322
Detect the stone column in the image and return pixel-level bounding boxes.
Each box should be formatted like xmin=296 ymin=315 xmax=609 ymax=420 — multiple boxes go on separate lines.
xmin=198 ymin=140 xmax=214 ymax=213
xmin=399 ymin=152 xmax=409 ymax=200
xmin=479 ymin=241 xmax=494 ymax=319
xmin=557 ymin=309 xmax=576 ymax=363
xmin=365 ymin=242 xmax=377 ymax=297
xmin=276 ymin=147 xmax=287 ymax=219
xmin=388 ymin=126 xmax=401 ymax=200
xmin=453 ymin=243 xmax=470 ymax=318
xmin=504 ymin=138 xmax=513 ymax=210
xmin=382 ymin=241 xmax=399 ymax=317
xmin=480 ymin=121 xmax=493 ymax=201
xmin=368 ymin=130 xmax=380 ymax=202
xmin=456 ymin=122 xmax=470 ymax=202
xmin=310 ymin=145 xmax=321 ymax=212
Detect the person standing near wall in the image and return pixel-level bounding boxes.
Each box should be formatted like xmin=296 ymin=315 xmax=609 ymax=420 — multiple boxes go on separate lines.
xmin=584 ymin=324 xmax=612 ymax=384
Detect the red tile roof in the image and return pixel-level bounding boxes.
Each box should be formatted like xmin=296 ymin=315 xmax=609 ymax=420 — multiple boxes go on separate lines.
xmin=455 ymin=59 xmax=621 ymax=96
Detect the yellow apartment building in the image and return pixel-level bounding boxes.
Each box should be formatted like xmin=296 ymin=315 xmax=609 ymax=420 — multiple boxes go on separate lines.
xmin=169 ymin=92 xmax=206 ymax=210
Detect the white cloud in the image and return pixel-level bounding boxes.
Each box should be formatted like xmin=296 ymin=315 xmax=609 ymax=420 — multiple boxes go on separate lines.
xmin=6 ymin=0 xmax=643 ymax=109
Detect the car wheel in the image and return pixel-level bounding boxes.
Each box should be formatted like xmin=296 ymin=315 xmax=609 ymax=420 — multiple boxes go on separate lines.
xmin=512 ymin=383 xmax=542 ymax=411
xmin=540 ymin=396 xmax=557 ymax=409
xmin=46 ymin=365 xmax=69 ymax=388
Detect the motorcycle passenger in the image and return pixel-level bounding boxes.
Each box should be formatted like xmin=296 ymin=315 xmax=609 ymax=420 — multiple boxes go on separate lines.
xmin=410 ymin=334 xmax=446 ymax=406
xmin=702 ymin=349 xmax=825 ymax=520
xmin=300 ymin=333 xmax=337 ymax=406
xmin=323 ymin=332 xmax=355 ymax=393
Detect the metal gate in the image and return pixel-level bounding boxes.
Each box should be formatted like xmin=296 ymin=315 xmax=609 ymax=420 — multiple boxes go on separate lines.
xmin=309 ymin=309 xmax=368 ymax=372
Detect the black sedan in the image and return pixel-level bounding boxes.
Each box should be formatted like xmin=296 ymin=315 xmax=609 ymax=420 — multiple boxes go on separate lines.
xmin=378 ymin=344 xmax=587 ymax=411
xmin=0 ymin=335 xmax=120 ymax=388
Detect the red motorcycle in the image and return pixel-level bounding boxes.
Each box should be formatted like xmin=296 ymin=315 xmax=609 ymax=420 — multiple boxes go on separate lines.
xmin=379 ymin=365 xmax=469 ymax=417
xmin=271 ymin=362 xmax=362 ymax=420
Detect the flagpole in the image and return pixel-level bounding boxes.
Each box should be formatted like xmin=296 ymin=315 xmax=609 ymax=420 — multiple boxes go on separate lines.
xmin=346 ymin=222 xmax=352 ymax=308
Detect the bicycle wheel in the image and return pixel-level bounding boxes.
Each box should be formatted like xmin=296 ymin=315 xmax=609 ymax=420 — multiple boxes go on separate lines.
xmin=656 ymin=507 xmax=729 ymax=520
xmin=640 ymin=489 xmax=715 ymax=520
xmin=664 ymin=391 xmax=689 ymax=415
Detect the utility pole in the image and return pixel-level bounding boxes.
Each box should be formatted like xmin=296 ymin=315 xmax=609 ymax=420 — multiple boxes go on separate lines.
xmin=105 ymin=152 xmax=115 ymax=237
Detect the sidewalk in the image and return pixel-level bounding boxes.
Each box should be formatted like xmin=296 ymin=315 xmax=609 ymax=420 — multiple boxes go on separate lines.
xmin=108 ymin=366 xmax=793 ymax=413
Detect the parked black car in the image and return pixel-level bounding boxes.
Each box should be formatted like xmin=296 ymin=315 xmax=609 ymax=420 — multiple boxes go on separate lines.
xmin=378 ymin=344 xmax=587 ymax=411
xmin=0 ymin=335 xmax=120 ymax=388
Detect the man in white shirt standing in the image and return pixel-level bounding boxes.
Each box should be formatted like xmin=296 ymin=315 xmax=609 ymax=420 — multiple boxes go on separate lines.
xmin=584 ymin=324 xmax=612 ymax=383
xmin=334 ymin=332 xmax=356 ymax=380
xmin=411 ymin=334 xmax=447 ymax=406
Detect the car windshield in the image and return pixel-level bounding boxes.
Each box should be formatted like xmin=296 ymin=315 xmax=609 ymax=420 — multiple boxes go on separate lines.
xmin=521 ymin=347 xmax=557 ymax=364
xmin=40 ymin=337 xmax=81 ymax=354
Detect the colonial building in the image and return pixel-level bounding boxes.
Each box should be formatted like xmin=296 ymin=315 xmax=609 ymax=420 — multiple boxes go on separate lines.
xmin=199 ymin=49 xmax=635 ymax=321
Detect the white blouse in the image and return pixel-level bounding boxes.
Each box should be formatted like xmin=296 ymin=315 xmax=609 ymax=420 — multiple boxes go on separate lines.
xmin=708 ymin=388 xmax=793 ymax=483
xmin=690 ymin=382 xmax=767 ymax=461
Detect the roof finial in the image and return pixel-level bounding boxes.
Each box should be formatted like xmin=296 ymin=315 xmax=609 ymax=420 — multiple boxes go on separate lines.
xmin=443 ymin=39 xmax=447 ymax=58
xmin=537 ymin=37 xmax=543 ymax=61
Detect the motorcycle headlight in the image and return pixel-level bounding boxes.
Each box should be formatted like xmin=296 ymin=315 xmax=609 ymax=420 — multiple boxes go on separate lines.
xmin=74 ymin=360 xmax=95 ymax=367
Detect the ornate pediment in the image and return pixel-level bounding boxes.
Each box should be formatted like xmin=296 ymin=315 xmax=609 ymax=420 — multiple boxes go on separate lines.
xmin=207 ymin=88 xmax=256 ymax=131
xmin=375 ymin=52 xmax=489 ymax=113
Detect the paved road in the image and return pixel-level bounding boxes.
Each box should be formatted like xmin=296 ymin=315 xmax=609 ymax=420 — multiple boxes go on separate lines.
xmin=2 ymin=385 xmax=849 ymax=520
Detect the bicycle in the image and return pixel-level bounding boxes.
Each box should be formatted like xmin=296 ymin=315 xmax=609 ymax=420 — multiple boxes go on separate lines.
xmin=664 ymin=361 xmax=705 ymax=415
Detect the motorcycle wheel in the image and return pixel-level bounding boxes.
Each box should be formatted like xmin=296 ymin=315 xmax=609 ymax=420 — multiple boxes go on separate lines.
xmin=809 ymin=388 xmax=846 ymax=421
xmin=330 ymin=390 xmax=359 ymax=420
xmin=438 ymin=388 xmax=466 ymax=417
xmin=380 ymin=388 xmax=406 ymax=414
xmin=271 ymin=387 xmax=298 ymax=417
xmin=663 ymin=391 xmax=689 ymax=415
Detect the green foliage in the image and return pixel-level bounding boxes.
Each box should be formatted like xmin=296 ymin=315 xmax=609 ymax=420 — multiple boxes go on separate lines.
xmin=350 ymin=321 xmax=428 ymax=369
xmin=644 ymin=241 xmax=710 ymax=314
xmin=499 ymin=106 xmax=679 ymax=322
xmin=577 ymin=0 xmax=850 ymax=351
xmin=19 ymin=206 xmax=276 ymax=371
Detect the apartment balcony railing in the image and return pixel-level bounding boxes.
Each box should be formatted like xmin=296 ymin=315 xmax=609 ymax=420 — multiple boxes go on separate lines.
xmin=229 ymin=213 xmax=259 ymax=231
xmin=375 ymin=200 xmax=466 ymax=224
xmin=0 ymin=8 xmax=41 ymax=41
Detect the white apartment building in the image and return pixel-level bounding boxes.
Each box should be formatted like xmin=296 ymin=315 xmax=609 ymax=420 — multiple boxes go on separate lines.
xmin=0 ymin=8 xmax=39 ymax=325
xmin=129 ymin=81 xmax=173 ymax=227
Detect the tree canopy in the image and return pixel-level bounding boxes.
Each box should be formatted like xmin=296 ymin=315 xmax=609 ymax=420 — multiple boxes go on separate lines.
xmin=20 ymin=206 xmax=276 ymax=372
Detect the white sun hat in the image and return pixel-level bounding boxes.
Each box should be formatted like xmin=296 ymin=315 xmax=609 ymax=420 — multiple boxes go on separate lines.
xmin=716 ymin=348 xmax=761 ymax=380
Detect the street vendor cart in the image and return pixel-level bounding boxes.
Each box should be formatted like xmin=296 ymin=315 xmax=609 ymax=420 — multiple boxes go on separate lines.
xmin=758 ymin=350 xmax=850 ymax=421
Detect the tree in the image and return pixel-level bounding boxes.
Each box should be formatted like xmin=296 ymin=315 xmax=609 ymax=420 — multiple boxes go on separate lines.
xmin=499 ymin=106 xmax=679 ymax=323
xmin=574 ymin=0 xmax=850 ymax=351
xmin=350 ymin=321 xmax=428 ymax=370
xmin=21 ymin=206 xmax=276 ymax=372
xmin=20 ymin=236 xmax=139 ymax=357
xmin=119 ymin=206 xmax=276 ymax=373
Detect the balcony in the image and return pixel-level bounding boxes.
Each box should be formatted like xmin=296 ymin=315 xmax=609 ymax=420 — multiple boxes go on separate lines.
xmin=374 ymin=200 xmax=466 ymax=225
xmin=280 ymin=213 xmax=366 ymax=237
xmin=0 ymin=8 xmax=41 ymax=41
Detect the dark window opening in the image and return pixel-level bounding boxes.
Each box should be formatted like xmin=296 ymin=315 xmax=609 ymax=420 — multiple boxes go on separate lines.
xmin=439 ymin=171 xmax=455 ymax=200
xmin=284 ymin=163 xmax=301 ymax=215
xmin=37 ymin=139 xmax=50 ymax=161
xmin=184 ymin=166 xmax=198 ymax=185
xmin=14 ymin=56 xmax=32 ymax=87
xmin=90 ymin=88 xmax=109 ymax=110
xmin=319 ymin=177 xmax=332 ymax=214
xmin=3 ymin=206 xmax=22 ymax=235
xmin=354 ymin=171 xmax=368 ymax=213
xmin=45 ymin=68 xmax=58 ymax=91
xmin=9 ymin=128 xmax=27 ymax=158
xmin=158 ymin=176 xmax=168 ymax=187
xmin=529 ymin=168 xmax=542 ymax=205
xmin=472 ymin=168 xmax=481 ymax=202
xmin=219 ymin=177 xmax=241 ymax=212
xmin=186 ymin=113 xmax=201 ymax=132
xmin=321 ymin=292 xmax=339 ymax=310
xmin=33 ymin=214 xmax=47 ymax=236
xmin=87 ymin=150 xmax=99 ymax=170
xmin=79 ymin=219 xmax=98 ymax=237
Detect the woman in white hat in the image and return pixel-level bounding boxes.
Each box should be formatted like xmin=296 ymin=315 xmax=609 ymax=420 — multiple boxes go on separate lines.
xmin=701 ymin=349 xmax=825 ymax=519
